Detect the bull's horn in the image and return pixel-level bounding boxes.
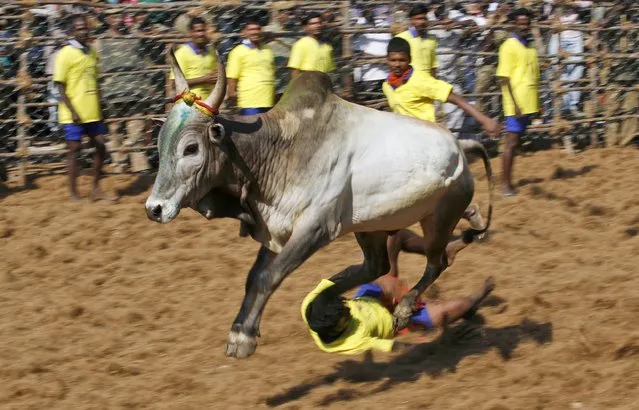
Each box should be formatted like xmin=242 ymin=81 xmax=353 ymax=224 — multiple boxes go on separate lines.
xmin=203 ymin=50 xmax=227 ymax=112
xmin=169 ymin=47 xmax=189 ymax=94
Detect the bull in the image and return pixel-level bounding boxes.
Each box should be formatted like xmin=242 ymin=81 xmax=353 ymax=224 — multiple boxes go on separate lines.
xmin=145 ymin=50 xmax=493 ymax=359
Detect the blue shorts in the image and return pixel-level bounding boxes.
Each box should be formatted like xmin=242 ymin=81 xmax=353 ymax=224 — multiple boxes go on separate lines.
xmin=354 ymin=283 xmax=434 ymax=329
xmin=239 ymin=107 xmax=271 ymax=116
xmin=504 ymin=115 xmax=531 ymax=134
xmin=62 ymin=121 xmax=108 ymax=141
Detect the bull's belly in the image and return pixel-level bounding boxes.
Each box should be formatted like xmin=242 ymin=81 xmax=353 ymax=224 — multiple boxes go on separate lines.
xmin=344 ymin=181 xmax=449 ymax=233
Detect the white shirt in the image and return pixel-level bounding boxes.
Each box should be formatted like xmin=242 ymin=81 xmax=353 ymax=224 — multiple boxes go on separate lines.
xmin=353 ymin=19 xmax=390 ymax=82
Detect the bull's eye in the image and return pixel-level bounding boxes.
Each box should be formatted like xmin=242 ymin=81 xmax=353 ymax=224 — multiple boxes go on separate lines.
xmin=183 ymin=143 xmax=199 ymax=156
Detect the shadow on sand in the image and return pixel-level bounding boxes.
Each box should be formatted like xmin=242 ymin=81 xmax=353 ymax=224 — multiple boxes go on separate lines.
xmin=265 ymin=318 xmax=553 ymax=407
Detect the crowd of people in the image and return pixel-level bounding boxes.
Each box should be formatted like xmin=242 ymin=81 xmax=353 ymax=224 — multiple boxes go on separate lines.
xmin=0 ymin=1 xmax=637 ymax=188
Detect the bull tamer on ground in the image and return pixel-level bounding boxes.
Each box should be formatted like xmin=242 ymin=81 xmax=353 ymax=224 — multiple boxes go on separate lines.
xmin=145 ymin=50 xmax=494 ymax=359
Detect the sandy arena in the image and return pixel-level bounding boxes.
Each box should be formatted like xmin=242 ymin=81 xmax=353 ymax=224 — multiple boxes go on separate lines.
xmin=1 ymin=147 xmax=639 ymax=409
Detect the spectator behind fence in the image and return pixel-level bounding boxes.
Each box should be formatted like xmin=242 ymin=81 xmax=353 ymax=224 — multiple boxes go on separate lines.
xmin=227 ymin=18 xmax=275 ymax=116
xmin=53 ymin=15 xmax=116 ymax=202
xmin=496 ymin=8 xmax=540 ymax=197
xmin=548 ymin=3 xmax=585 ymax=117
xmin=287 ymin=12 xmax=335 ymax=79
xmin=264 ymin=1 xmax=297 ymax=101
xmin=395 ymin=4 xmax=439 ymax=78
xmin=352 ymin=6 xmax=390 ymax=100
xmin=170 ymin=17 xmax=218 ymax=99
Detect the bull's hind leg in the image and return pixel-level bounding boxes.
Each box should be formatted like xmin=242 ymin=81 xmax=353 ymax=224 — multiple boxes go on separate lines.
xmin=393 ymin=194 xmax=471 ymax=330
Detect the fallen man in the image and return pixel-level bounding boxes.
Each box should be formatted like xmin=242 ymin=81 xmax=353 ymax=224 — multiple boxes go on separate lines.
xmin=302 ymin=274 xmax=495 ymax=355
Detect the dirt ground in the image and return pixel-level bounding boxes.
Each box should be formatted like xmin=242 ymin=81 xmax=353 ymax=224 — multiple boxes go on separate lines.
xmin=1 ymin=147 xmax=639 ymax=410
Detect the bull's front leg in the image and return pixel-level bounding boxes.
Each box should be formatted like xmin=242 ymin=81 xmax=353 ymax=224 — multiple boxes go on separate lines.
xmin=226 ymin=222 xmax=331 ymax=359
xmin=227 ymin=245 xmax=276 ymax=341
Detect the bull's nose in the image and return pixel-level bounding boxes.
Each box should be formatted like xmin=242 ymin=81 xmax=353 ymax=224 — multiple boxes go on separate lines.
xmin=146 ymin=203 xmax=163 ymax=222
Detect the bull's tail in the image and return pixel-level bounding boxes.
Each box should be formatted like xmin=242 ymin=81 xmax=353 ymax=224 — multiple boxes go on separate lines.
xmin=458 ymin=139 xmax=493 ymax=245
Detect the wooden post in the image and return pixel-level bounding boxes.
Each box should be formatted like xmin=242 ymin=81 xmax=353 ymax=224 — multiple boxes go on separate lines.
xmin=587 ymin=24 xmax=599 ymax=148
xmin=341 ymin=0 xmax=353 ymax=100
xmin=16 ymin=10 xmax=32 ymax=187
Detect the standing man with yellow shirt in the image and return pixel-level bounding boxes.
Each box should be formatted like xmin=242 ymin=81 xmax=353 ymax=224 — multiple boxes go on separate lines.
xmin=170 ymin=17 xmax=217 ymax=99
xmin=54 ymin=15 xmax=115 ymax=202
xmin=381 ymin=37 xmax=498 ymax=279
xmin=287 ymin=12 xmax=335 ymax=79
xmin=227 ymin=18 xmax=275 ymax=116
xmin=496 ymin=8 xmax=540 ymax=197
xmin=395 ymin=4 xmax=438 ymax=78
xmin=382 ymin=37 xmax=498 ymax=134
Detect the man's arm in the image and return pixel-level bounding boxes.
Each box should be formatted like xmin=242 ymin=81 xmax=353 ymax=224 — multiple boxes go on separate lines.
xmin=498 ymin=76 xmax=522 ymax=118
xmin=55 ymin=81 xmax=81 ymax=124
xmin=227 ymin=78 xmax=238 ymax=106
xmin=447 ymin=92 xmax=500 ymax=138
xmin=290 ymin=69 xmax=301 ymax=79
xmin=186 ymin=72 xmax=218 ymax=87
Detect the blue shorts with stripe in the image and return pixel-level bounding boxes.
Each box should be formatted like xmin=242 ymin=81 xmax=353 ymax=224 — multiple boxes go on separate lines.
xmin=354 ymin=283 xmax=433 ymax=329
xmin=62 ymin=121 xmax=108 ymax=141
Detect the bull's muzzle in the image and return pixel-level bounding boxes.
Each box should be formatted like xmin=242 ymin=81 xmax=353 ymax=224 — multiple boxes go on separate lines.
xmin=145 ymin=197 xmax=180 ymax=223
xmin=146 ymin=203 xmax=163 ymax=222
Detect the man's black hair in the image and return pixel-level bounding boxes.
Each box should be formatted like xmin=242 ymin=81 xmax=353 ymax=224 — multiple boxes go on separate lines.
xmin=387 ymin=37 xmax=411 ymax=57
xmin=305 ymin=294 xmax=350 ymax=344
xmin=242 ymin=16 xmax=262 ymax=30
xmin=408 ymin=3 xmax=429 ymax=18
xmin=189 ymin=16 xmax=206 ymax=30
xmin=301 ymin=11 xmax=321 ymax=26
xmin=509 ymin=8 xmax=534 ymax=22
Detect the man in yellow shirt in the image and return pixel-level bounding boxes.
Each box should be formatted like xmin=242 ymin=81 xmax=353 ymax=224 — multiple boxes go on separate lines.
xmin=302 ymin=274 xmax=495 ymax=355
xmin=395 ymin=4 xmax=439 ymax=77
xmin=382 ymin=37 xmax=499 ymax=135
xmin=53 ymin=15 xmax=115 ymax=202
xmin=496 ymin=8 xmax=540 ymax=197
xmin=382 ymin=37 xmax=498 ymax=282
xmin=227 ymin=18 xmax=275 ymax=116
xmin=287 ymin=12 xmax=335 ymax=78
xmin=170 ymin=17 xmax=218 ymax=99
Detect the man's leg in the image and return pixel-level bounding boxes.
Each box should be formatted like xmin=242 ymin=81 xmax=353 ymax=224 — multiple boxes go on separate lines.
xmin=502 ymin=131 xmax=519 ymax=196
xmin=411 ymin=277 xmax=495 ymax=329
xmin=88 ymin=124 xmax=117 ymax=201
xmin=66 ymin=139 xmax=82 ymax=201
xmin=386 ymin=229 xmax=426 ymax=277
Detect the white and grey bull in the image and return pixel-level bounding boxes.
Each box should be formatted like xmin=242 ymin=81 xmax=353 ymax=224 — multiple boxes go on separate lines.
xmin=145 ymin=50 xmax=494 ymax=359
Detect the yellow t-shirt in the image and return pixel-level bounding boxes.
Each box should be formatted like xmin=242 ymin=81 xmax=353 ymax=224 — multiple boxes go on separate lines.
xmin=396 ymin=30 xmax=439 ymax=73
xmin=227 ymin=42 xmax=275 ymax=109
xmin=53 ymin=45 xmax=101 ymax=124
xmin=287 ymin=36 xmax=335 ymax=73
xmin=496 ymin=37 xmax=540 ymax=116
xmin=382 ymin=69 xmax=453 ymax=123
xmin=170 ymin=43 xmax=217 ymax=99
xmin=301 ymin=279 xmax=395 ymax=355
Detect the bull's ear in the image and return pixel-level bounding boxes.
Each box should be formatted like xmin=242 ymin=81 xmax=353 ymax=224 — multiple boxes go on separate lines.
xmin=207 ymin=122 xmax=227 ymax=146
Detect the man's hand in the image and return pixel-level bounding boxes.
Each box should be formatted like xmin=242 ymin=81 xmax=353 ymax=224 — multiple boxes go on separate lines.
xmin=204 ymin=71 xmax=218 ymax=84
xmin=514 ymin=105 xmax=523 ymax=118
xmin=72 ymin=112 xmax=82 ymax=124
xmin=482 ymin=118 xmax=501 ymax=139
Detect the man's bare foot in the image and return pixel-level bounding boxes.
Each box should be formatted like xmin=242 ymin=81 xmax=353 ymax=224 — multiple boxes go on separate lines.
xmin=462 ymin=276 xmax=496 ymax=320
xmin=70 ymin=193 xmax=82 ymax=202
xmin=503 ymin=185 xmax=517 ymax=197
xmin=90 ymin=189 xmax=119 ymax=202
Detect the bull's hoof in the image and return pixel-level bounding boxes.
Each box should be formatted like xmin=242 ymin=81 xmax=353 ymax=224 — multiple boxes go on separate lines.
xmin=393 ymin=303 xmax=413 ymax=331
xmin=225 ymin=329 xmax=257 ymax=359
